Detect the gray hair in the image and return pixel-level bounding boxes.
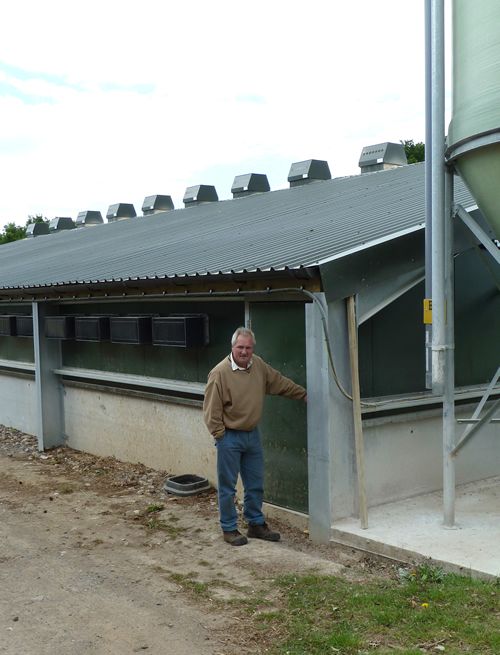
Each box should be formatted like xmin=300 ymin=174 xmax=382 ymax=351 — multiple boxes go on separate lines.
xmin=231 ymin=326 xmax=256 ymax=346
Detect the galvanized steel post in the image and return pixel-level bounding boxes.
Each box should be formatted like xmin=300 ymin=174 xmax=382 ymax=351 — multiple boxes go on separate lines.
xmin=33 ymin=302 xmax=65 ymax=450
xmin=305 ymin=293 xmax=334 ymax=542
xmin=430 ymin=0 xmax=446 ymax=397
xmin=425 ymin=0 xmax=433 ymax=390
xmin=430 ymin=0 xmax=455 ymax=527
xmin=443 ymin=169 xmax=456 ymax=527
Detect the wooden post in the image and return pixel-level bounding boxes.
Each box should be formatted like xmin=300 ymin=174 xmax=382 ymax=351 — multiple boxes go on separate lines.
xmin=347 ymin=295 xmax=368 ymax=529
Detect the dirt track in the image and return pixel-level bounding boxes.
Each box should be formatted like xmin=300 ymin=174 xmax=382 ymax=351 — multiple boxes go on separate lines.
xmin=0 ymin=426 xmax=391 ymax=655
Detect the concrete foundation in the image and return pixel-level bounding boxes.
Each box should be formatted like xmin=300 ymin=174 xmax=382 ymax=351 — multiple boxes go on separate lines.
xmin=332 ymin=475 xmax=500 ymax=579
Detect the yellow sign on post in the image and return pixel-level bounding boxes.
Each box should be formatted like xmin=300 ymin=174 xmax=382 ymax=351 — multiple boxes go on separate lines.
xmin=423 ymin=299 xmax=432 ymax=324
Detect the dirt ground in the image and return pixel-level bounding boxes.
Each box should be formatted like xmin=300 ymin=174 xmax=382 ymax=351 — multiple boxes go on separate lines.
xmin=0 ymin=425 xmax=395 ymax=655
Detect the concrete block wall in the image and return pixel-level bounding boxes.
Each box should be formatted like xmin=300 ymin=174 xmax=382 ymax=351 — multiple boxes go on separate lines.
xmin=362 ymin=403 xmax=500 ymax=509
xmin=62 ymin=385 xmax=216 ymax=484
xmin=0 ymin=372 xmax=37 ymax=435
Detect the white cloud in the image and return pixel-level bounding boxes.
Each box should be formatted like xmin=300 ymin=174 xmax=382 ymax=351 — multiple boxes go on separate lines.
xmin=0 ymin=0 xmax=446 ymax=225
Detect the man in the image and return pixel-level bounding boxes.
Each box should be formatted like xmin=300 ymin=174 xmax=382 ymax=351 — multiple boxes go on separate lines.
xmin=203 ymin=327 xmax=307 ymax=546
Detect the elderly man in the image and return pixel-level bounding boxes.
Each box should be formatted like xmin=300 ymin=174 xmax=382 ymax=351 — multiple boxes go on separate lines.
xmin=203 ymin=326 xmax=307 ymax=546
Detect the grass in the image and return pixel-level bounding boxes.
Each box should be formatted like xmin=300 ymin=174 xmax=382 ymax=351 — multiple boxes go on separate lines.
xmin=145 ymin=503 xmax=164 ymax=514
xmin=144 ymin=517 xmax=185 ymax=538
xmin=257 ymin=565 xmax=500 ymax=654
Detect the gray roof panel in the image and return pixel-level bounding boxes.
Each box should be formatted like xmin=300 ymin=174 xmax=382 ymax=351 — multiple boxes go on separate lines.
xmin=0 ymin=163 xmax=474 ymax=290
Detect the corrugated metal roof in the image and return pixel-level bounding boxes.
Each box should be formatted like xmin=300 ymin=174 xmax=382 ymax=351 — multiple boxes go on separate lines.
xmin=0 ymin=163 xmax=474 ymax=290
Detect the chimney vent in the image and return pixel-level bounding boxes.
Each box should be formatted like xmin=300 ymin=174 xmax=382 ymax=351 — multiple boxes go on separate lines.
xmin=76 ymin=210 xmax=103 ymax=227
xmin=358 ymin=142 xmax=407 ymax=173
xmin=26 ymin=222 xmax=49 ymax=238
xmin=183 ymin=185 xmax=218 ymax=207
xmin=142 ymin=194 xmax=174 ymax=215
xmin=106 ymin=203 xmax=137 ymax=222
xmin=288 ymin=159 xmax=331 ymax=187
xmin=49 ymin=216 xmax=75 ymax=232
xmin=231 ymin=173 xmax=270 ymax=198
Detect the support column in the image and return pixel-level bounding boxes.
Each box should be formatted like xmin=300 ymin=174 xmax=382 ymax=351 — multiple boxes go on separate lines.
xmin=443 ymin=168 xmax=456 ymax=526
xmin=328 ymin=298 xmax=357 ymax=521
xmin=430 ymin=0 xmax=446 ymax=398
xmin=425 ymin=0 xmax=433 ymax=389
xmin=306 ymin=294 xmax=355 ymax=543
xmin=33 ymin=302 xmax=65 ymax=450
xmin=306 ymin=294 xmax=333 ymax=542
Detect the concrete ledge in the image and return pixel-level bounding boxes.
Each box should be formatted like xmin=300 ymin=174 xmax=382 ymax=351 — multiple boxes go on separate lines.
xmin=0 ymin=358 xmax=35 ymax=372
xmin=263 ymin=502 xmax=309 ymax=532
xmin=54 ymin=366 xmax=205 ymax=396
xmin=330 ymin=527 xmax=497 ymax=581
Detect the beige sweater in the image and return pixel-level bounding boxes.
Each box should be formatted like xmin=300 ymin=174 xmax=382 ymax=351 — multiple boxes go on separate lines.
xmin=203 ymin=354 xmax=306 ymax=438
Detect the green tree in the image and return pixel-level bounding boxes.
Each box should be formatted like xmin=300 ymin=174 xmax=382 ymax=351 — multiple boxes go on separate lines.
xmin=0 ymin=222 xmax=27 ymax=244
xmin=401 ymin=139 xmax=425 ymax=164
xmin=26 ymin=214 xmax=50 ymax=226
xmin=0 ymin=215 xmax=49 ymax=245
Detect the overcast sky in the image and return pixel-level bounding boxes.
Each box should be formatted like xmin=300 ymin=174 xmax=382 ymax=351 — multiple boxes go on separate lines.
xmin=0 ymin=0 xmax=452 ymax=225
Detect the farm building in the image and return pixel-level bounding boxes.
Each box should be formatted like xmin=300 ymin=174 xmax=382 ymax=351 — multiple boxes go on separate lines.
xmin=0 ymin=150 xmax=498 ymax=558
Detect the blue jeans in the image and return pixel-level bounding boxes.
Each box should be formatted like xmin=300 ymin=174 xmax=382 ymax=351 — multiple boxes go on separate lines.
xmin=215 ymin=428 xmax=265 ymax=532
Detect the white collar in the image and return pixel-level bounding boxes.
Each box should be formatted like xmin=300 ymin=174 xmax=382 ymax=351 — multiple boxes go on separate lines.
xmin=230 ymin=353 xmax=253 ymax=371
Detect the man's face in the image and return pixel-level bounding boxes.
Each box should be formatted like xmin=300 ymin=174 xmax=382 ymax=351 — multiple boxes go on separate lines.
xmin=231 ymin=335 xmax=254 ymax=369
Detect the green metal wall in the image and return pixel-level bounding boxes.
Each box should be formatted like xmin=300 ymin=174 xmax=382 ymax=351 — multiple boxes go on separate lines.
xmin=358 ymin=247 xmax=499 ymax=397
xmin=0 ymin=304 xmax=33 ymax=363
xmin=358 ymin=283 xmax=426 ymax=397
xmin=454 ymin=248 xmax=500 ymax=386
xmin=250 ymin=301 xmax=308 ymax=513
xmin=61 ymin=300 xmax=243 ymax=383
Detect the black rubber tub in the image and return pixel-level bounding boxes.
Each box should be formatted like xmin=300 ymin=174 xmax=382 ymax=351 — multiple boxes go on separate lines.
xmin=163 ymin=474 xmax=211 ymax=496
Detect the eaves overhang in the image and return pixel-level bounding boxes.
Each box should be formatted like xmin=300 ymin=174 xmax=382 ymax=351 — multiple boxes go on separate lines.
xmin=0 ymin=266 xmax=321 ymax=303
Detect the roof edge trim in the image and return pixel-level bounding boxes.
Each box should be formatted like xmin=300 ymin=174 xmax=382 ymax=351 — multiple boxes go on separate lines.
xmin=316 ymin=223 xmax=425 ymax=267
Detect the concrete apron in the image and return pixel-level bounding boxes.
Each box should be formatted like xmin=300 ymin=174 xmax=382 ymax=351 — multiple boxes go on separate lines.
xmin=331 ymin=476 xmax=500 ymax=580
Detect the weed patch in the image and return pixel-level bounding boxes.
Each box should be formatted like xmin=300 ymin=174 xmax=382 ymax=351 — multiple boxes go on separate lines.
xmin=144 ymin=518 xmax=185 ymax=538
xmin=145 ymin=503 xmax=164 ymax=514
xmin=169 ymin=573 xmax=210 ymax=598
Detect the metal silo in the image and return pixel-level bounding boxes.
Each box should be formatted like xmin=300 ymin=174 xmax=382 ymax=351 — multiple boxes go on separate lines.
xmin=447 ymin=0 xmax=500 ymax=239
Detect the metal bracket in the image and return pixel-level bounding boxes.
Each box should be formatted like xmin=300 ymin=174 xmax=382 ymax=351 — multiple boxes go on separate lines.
xmin=455 ymin=204 xmax=500 ymax=265
xmin=452 ymin=366 xmax=500 ymax=456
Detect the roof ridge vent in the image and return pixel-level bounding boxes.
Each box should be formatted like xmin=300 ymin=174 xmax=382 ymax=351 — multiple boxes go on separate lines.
xmin=288 ymin=159 xmax=331 ymax=187
xmin=183 ymin=185 xmax=218 ymax=207
xmin=358 ymin=142 xmax=407 ymax=174
xmin=231 ymin=173 xmax=270 ymax=198
xmin=49 ymin=216 xmax=75 ymax=232
xmin=142 ymin=194 xmax=175 ymax=215
xmin=106 ymin=203 xmax=137 ymax=222
xmin=26 ymin=222 xmax=49 ymax=238
xmin=76 ymin=210 xmax=103 ymax=227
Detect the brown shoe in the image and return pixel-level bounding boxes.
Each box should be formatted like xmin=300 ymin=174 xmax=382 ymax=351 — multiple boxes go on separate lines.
xmin=247 ymin=522 xmax=280 ymax=542
xmin=223 ymin=530 xmax=248 ymax=546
